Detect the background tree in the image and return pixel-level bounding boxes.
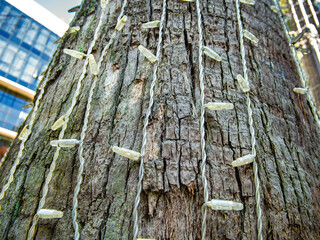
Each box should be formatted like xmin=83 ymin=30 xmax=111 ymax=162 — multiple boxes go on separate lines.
xmin=0 ymin=0 xmax=320 ymax=239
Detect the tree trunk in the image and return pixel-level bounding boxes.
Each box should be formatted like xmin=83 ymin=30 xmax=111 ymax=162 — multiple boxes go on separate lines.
xmin=0 ymin=0 xmax=320 ymax=239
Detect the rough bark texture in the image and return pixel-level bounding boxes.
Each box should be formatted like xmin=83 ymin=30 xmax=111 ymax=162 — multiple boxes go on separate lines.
xmin=0 ymin=0 xmax=320 ymax=239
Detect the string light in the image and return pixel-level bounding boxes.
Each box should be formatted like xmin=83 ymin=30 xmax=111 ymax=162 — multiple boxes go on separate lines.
xmin=270 ymin=5 xmax=279 ymax=13
xmin=28 ymin=2 xmax=110 ymax=238
xmin=236 ymin=74 xmax=250 ymax=93
xmin=88 ymin=54 xmax=98 ymax=76
xmin=293 ymin=87 xmax=308 ymax=94
xmin=133 ymin=0 xmax=166 ymax=239
xmin=50 ymin=139 xmax=80 ymax=148
xmin=63 ymin=49 xmax=87 ymax=59
xmin=142 ymin=20 xmax=160 ymax=29
xmin=22 ymin=103 xmax=33 ymax=109
xmin=232 ymin=154 xmax=255 ymax=167
xmin=138 ymin=45 xmax=158 ymax=63
xmin=240 ymin=0 xmax=255 ymax=5
xmin=181 ymin=0 xmax=195 ymax=2
xmin=243 ymin=30 xmax=259 ymax=45
xmin=112 ymin=146 xmax=141 ymax=161
xmin=71 ymin=1 xmax=129 ymax=239
xmin=18 ymin=125 xmax=29 ymax=140
xmin=37 ymin=209 xmax=63 ymax=219
xmin=235 ymin=0 xmax=263 ymax=239
xmin=205 ymin=102 xmax=234 ymax=111
xmin=205 ymin=199 xmax=243 ymax=211
xmin=203 ymin=46 xmax=222 ymax=62
xmin=51 ymin=115 xmax=66 ymax=131
xmin=115 ymin=15 xmax=128 ymax=31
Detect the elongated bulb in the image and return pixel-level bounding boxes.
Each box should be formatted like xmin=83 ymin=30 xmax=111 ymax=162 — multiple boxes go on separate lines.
xmin=243 ymin=30 xmax=259 ymax=45
xmin=88 ymin=54 xmax=98 ymax=76
xmin=63 ymin=49 xmax=87 ymax=59
xmin=232 ymin=154 xmax=255 ymax=167
xmin=181 ymin=0 xmax=195 ymax=2
xmin=22 ymin=103 xmax=33 ymax=109
xmin=101 ymin=0 xmax=107 ymax=9
xmin=50 ymin=139 xmax=80 ymax=148
xmin=293 ymin=87 xmax=308 ymax=94
xmin=112 ymin=146 xmax=141 ymax=161
xmin=203 ymin=46 xmax=222 ymax=62
xmin=205 ymin=102 xmax=234 ymax=111
xmin=270 ymin=5 xmax=278 ymax=13
xmin=240 ymin=0 xmax=255 ymax=5
xmin=206 ymin=199 xmax=243 ymax=210
xmin=69 ymin=26 xmax=80 ymax=33
xmin=142 ymin=20 xmax=160 ymax=29
xmin=115 ymin=15 xmax=128 ymax=31
xmin=18 ymin=125 xmax=29 ymax=140
xmin=138 ymin=45 xmax=158 ymax=63
xmin=51 ymin=115 xmax=66 ymax=130
xmin=236 ymin=74 xmax=250 ymax=93
xmin=137 ymin=239 xmax=156 ymax=240
xmin=38 ymin=209 xmax=63 ymax=219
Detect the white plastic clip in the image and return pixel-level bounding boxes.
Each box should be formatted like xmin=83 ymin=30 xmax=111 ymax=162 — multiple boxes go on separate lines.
xmin=232 ymin=154 xmax=255 ymax=167
xmin=205 ymin=102 xmax=234 ymax=111
xmin=50 ymin=139 xmax=80 ymax=148
xmin=101 ymin=0 xmax=107 ymax=9
xmin=68 ymin=26 xmax=80 ymax=33
xmin=138 ymin=45 xmax=158 ymax=63
xmin=88 ymin=54 xmax=98 ymax=76
xmin=243 ymin=30 xmax=259 ymax=45
xmin=63 ymin=49 xmax=87 ymax=59
xmin=51 ymin=115 xmax=66 ymax=131
xmin=142 ymin=20 xmax=161 ymax=29
xmin=38 ymin=209 xmax=63 ymax=219
xmin=236 ymin=74 xmax=250 ymax=93
xmin=203 ymin=46 xmax=222 ymax=62
xmin=115 ymin=15 xmax=128 ymax=31
xmin=205 ymin=199 xmax=243 ymax=210
xmin=270 ymin=5 xmax=278 ymax=13
xmin=112 ymin=146 xmax=141 ymax=161
xmin=18 ymin=125 xmax=29 ymax=140
xmin=240 ymin=0 xmax=255 ymax=5
xmin=293 ymin=87 xmax=308 ymax=94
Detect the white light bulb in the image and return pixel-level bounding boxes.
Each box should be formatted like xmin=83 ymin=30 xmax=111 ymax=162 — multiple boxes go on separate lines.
xmin=243 ymin=30 xmax=259 ymax=45
xmin=51 ymin=115 xmax=66 ymax=131
xmin=63 ymin=49 xmax=87 ymax=59
xmin=38 ymin=209 xmax=63 ymax=219
xmin=18 ymin=125 xmax=29 ymax=140
xmin=203 ymin=46 xmax=222 ymax=62
xmin=112 ymin=146 xmax=141 ymax=161
xmin=232 ymin=154 xmax=255 ymax=167
xmin=115 ymin=15 xmax=128 ymax=31
xmin=101 ymin=0 xmax=107 ymax=9
xmin=88 ymin=54 xmax=98 ymax=76
xmin=236 ymin=74 xmax=250 ymax=93
xmin=142 ymin=20 xmax=161 ymax=29
xmin=138 ymin=45 xmax=158 ymax=63
xmin=206 ymin=199 xmax=243 ymax=211
xmin=50 ymin=139 xmax=80 ymax=148
xmin=240 ymin=0 xmax=255 ymax=5
xmin=69 ymin=26 xmax=80 ymax=33
xmin=205 ymin=102 xmax=234 ymax=111
xmin=293 ymin=87 xmax=308 ymax=94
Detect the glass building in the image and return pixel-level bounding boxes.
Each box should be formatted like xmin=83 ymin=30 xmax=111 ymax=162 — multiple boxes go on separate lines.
xmin=0 ymin=0 xmax=68 ymax=157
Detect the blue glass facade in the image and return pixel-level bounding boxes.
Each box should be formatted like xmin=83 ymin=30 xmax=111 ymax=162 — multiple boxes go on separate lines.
xmin=0 ymin=0 xmax=59 ymax=132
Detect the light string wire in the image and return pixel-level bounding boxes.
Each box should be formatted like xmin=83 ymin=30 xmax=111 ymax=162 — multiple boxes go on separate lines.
xmin=194 ymin=1 xmax=209 ymax=240
xmin=27 ymin=5 xmax=108 ymax=240
xmin=0 ymin=66 xmax=54 ymax=202
xmin=132 ymin=0 xmax=166 ymax=239
xmin=235 ymin=0 xmax=263 ymax=239
xmin=72 ymin=0 xmax=128 ymax=239
xmin=273 ymin=0 xmax=320 ymax=129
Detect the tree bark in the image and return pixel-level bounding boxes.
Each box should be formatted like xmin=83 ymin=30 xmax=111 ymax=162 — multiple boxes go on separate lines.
xmin=0 ymin=0 xmax=320 ymax=239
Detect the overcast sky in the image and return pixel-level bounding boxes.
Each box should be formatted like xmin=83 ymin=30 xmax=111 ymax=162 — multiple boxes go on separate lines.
xmin=34 ymin=0 xmax=82 ymax=24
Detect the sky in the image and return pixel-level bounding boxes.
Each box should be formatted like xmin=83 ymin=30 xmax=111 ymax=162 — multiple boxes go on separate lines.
xmin=34 ymin=0 xmax=82 ymax=24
